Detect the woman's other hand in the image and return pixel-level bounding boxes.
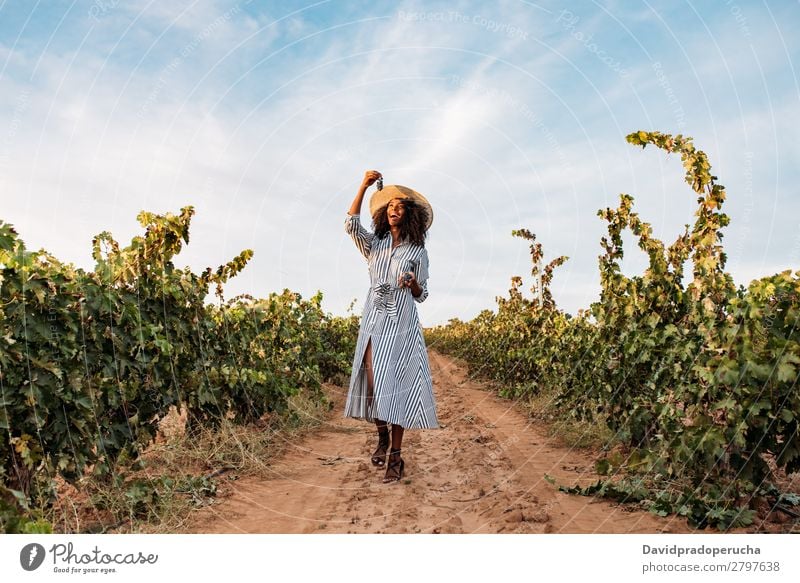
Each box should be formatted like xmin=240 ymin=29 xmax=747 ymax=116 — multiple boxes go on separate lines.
xmin=399 ymin=271 xmax=423 ymax=298
xmin=397 ymin=271 xmax=416 ymax=288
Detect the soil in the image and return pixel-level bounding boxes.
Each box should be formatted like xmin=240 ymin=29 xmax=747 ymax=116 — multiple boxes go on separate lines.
xmin=185 ymin=350 xmax=709 ymax=534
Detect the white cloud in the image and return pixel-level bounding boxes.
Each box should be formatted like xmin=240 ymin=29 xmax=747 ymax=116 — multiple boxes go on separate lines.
xmin=1 ymin=1 xmax=797 ymax=325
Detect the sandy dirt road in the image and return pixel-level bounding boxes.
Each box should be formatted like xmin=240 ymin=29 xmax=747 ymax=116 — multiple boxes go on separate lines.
xmin=186 ymin=350 xmax=694 ymax=534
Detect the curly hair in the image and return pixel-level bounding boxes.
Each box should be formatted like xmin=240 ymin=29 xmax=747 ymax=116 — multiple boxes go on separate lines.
xmin=372 ymin=198 xmax=429 ymax=246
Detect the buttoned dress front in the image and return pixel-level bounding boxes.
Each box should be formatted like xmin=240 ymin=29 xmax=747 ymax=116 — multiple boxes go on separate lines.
xmin=343 ymin=213 xmax=440 ymax=429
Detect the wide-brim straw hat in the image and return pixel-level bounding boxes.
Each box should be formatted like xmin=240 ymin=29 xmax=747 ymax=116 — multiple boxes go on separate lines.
xmin=369 ymin=184 xmax=433 ymax=231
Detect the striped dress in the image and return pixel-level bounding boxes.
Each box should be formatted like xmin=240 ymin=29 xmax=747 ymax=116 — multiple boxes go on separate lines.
xmin=343 ymin=213 xmax=440 ymax=429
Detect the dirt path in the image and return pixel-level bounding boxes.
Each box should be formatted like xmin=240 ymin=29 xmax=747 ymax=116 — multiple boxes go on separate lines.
xmin=186 ymin=349 xmax=695 ymax=534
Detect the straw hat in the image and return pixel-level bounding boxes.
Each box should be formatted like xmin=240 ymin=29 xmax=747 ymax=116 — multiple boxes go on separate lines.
xmin=369 ymin=184 xmax=433 ymax=231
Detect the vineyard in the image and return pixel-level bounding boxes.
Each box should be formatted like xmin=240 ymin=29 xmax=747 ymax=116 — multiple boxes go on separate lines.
xmin=427 ymin=131 xmax=800 ymax=530
xmin=2 ymin=131 xmax=797 ymax=534
xmin=0 ymin=206 xmax=358 ymax=532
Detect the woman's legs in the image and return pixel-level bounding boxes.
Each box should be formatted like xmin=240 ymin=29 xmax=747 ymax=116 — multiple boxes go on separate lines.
xmin=362 ymin=336 xmax=404 ymax=481
xmin=364 ymin=338 xmax=389 ymax=466
xmin=390 ymin=423 xmax=403 ymax=452
xmin=383 ymin=424 xmax=405 ymax=482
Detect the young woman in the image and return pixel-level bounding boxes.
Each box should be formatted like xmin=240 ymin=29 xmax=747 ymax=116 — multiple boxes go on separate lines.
xmin=344 ymin=170 xmax=440 ymax=483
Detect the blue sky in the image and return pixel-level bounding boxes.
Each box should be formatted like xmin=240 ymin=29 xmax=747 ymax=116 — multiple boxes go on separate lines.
xmin=1 ymin=0 xmax=798 ymax=326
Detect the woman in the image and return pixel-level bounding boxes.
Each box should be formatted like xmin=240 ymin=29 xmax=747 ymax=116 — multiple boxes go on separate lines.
xmin=344 ymin=169 xmax=440 ymax=483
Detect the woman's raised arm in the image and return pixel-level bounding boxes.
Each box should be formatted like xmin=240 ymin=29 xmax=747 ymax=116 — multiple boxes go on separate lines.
xmin=345 ymin=170 xmax=381 ymax=261
xmin=347 ymin=170 xmax=381 ymax=216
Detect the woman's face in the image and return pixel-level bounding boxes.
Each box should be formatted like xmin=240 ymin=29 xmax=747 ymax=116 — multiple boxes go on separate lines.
xmin=387 ymin=198 xmax=406 ymax=227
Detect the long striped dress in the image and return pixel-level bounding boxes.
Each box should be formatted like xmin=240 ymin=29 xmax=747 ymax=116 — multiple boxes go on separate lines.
xmin=343 ymin=213 xmax=440 ymax=429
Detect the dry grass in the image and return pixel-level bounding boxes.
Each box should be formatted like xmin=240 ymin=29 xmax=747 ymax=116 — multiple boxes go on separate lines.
xmin=45 ymin=389 xmax=333 ymax=534
xmin=478 ymin=376 xmax=614 ymax=451
xmin=521 ymin=387 xmax=614 ymax=450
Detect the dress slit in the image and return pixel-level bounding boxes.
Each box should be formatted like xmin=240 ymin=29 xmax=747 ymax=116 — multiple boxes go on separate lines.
xmin=363 ymin=336 xmax=375 ymax=417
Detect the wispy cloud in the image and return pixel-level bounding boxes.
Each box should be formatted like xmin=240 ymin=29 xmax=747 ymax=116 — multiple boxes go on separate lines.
xmin=1 ymin=0 xmax=797 ymax=324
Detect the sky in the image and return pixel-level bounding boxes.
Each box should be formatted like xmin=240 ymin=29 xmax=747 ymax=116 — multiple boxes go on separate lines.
xmin=1 ymin=0 xmax=798 ymax=327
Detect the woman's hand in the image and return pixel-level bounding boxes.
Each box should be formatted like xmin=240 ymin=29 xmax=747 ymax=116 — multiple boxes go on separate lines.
xmin=398 ymin=271 xmax=422 ymax=297
xmin=360 ymin=170 xmax=382 ymax=190
xmin=397 ymin=271 xmax=415 ymax=287
xmin=349 ymin=170 xmax=381 ymax=215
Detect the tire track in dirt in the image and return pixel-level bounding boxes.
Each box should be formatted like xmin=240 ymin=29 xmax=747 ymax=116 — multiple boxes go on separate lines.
xmin=186 ymin=350 xmax=694 ymax=534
